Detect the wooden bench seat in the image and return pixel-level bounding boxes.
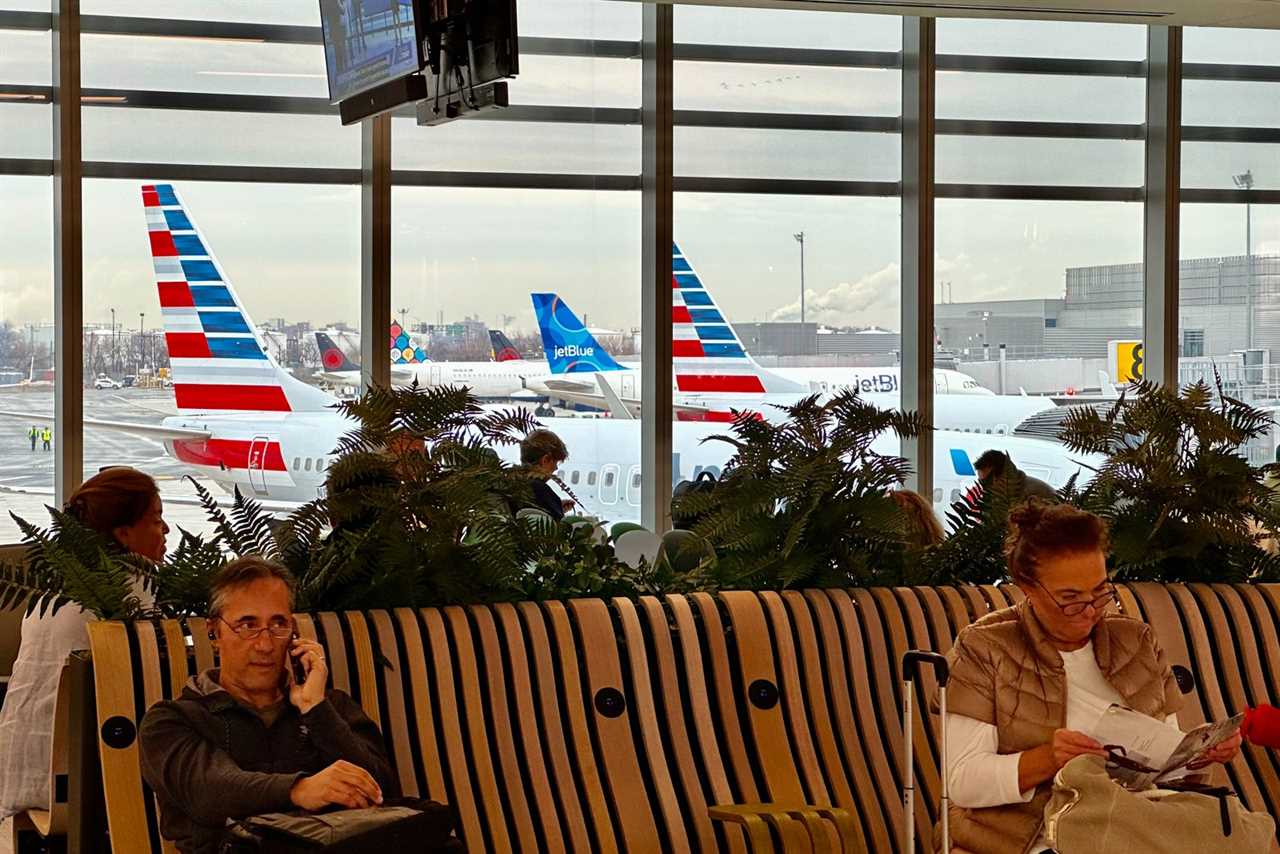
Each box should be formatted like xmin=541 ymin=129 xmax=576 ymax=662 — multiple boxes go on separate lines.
xmin=66 ymin=584 xmax=1280 ymax=853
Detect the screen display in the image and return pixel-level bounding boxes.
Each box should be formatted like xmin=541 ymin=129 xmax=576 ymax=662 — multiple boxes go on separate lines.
xmin=319 ymin=0 xmax=420 ymax=103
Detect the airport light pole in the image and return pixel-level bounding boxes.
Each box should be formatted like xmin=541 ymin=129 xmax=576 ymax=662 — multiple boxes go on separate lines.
xmin=1233 ymin=169 xmax=1255 ymax=350
xmin=793 ymin=231 xmax=806 ymax=326
xmin=110 ymin=307 xmax=116 ymax=375
xmin=139 ymin=312 xmax=145 ymax=372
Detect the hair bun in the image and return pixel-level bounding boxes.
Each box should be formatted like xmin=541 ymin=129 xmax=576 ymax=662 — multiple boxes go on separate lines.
xmin=1008 ymin=499 xmax=1047 ymax=532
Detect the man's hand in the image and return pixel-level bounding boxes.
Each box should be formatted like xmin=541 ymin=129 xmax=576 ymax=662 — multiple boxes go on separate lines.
xmin=1051 ymin=729 xmax=1108 ymax=770
xmin=287 ymin=638 xmax=328 ymax=715
xmin=1190 ymin=729 xmax=1242 ymax=769
xmin=289 ymin=760 xmax=383 ymax=811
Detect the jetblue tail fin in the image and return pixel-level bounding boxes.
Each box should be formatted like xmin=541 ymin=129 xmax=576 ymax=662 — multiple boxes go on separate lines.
xmin=489 ymin=329 xmax=523 ymax=362
xmin=390 ymin=322 xmax=429 ymax=365
xmin=143 ymin=184 xmax=335 ymax=413
xmin=672 ymin=243 xmax=807 ymax=396
xmin=316 ymin=332 xmax=360 ymax=372
xmin=531 ymin=294 xmax=625 ymax=374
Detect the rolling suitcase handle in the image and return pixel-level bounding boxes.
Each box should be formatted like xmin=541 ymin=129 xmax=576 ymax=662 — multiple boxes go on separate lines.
xmin=902 ymin=651 xmax=950 ymax=854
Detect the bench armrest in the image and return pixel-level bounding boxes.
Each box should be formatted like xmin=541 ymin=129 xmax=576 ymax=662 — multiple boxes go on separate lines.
xmin=709 ymin=802 xmax=859 ymax=854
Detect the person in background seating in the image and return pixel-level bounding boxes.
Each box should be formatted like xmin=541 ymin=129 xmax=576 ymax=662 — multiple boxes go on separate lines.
xmin=938 ymin=499 xmax=1248 ymax=854
xmin=520 ymin=428 xmax=573 ymax=520
xmin=139 ymin=557 xmax=397 ymax=854
xmin=965 ymin=449 xmax=1057 ymax=508
xmin=0 ymin=467 xmax=168 ymax=819
xmin=890 ymin=488 xmax=945 ymax=549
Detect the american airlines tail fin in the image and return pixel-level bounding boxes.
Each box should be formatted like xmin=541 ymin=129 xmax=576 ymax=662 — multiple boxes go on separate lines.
xmin=672 ymin=243 xmax=807 ymax=395
xmin=143 ymin=184 xmax=335 ymax=413
xmin=316 ymin=332 xmax=359 ymax=372
xmin=530 ymin=293 xmax=626 ymax=374
xmin=390 ymin=322 xmax=429 ymax=365
xmin=489 ymin=329 xmax=523 ymax=362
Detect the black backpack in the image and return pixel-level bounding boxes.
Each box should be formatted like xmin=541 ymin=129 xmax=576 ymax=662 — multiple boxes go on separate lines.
xmin=673 ymin=470 xmax=718 ymax=501
xmin=219 ymin=799 xmax=462 ymax=854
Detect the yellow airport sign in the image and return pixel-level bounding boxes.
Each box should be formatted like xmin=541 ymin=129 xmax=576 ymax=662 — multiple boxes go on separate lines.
xmin=1109 ymin=340 xmax=1144 ymax=383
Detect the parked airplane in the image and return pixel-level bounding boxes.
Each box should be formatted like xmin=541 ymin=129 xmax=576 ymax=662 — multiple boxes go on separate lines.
xmin=528 ymin=254 xmax=1058 ymax=434
xmin=489 ymin=329 xmax=524 ymax=363
xmin=0 ymin=184 xmax=1095 ymax=520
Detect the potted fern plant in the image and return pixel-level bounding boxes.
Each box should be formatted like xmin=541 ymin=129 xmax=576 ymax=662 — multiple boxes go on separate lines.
xmin=672 ymin=390 xmax=928 ymax=589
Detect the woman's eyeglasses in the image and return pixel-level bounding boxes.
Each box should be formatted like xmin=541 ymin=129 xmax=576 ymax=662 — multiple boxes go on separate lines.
xmin=1035 ymin=580 xmax=1118 ymax=617
xmin=217 ymin=616 xmax=294 ymax=641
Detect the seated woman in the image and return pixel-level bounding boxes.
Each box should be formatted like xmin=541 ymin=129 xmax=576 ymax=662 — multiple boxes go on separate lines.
xmin=941 ymin=499 xmax=1245 ymax=854
xmin=0 ymin=467 xmax=168 ymax=818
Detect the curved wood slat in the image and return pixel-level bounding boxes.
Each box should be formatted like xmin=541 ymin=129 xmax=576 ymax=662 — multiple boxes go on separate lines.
xmin=758 ymin=592 xmax=831 ymax=806
xmin=441 ymin=607 xmax=512 ymax=853
xmin=421 ymin=607 xmax=486 ymax=851
xmin=936 ymin=586 xmax=973 ymax=636
xmin=719 ymin=591 xmax=806 ymax=805
xmin=367 ymin=610 xmax=419 ymax=800
xmin=293 ymin=613 xmax=319 ymax=643
xmin=979 ymin=584 xmax=1011 ymax=612
xmin=468 ymin=606 xmax=540 ymax=852
xmin=159 ymin=620 xmax=190 ymax=700
xmin=86 ymin=621 xmax=153 ymax=854
xmin=611 ymin=598 xmax=695 ymax=854
xmin=185 ymin=617 xmax=215 ymax=673
xmin=566 ymin=599 xmax=661 ymax=852
xmin=806 ymin=590 xmax=894 ymax=854
xmin=511 ymin=602 xmax=593 ymax=853
xmin=491 ymin=604 xmax=571 ymax=853
xmin=956 ymin=585 xmax=989 ymax=623
xmin=911 ymin=588 xmax=956 ymax=656
xmin=1004 ymin=585 xmax=1025 ymax=604
xmin=343 ymin=612 xmax=381 ymax=723
xmin=691 ymin=592 xmax=761 ymax=804
xmin=1209 ymin=585 xmax=1280 ymax=809
xmin=780 ymin=592 xmax=866 ymax=853
xmin=316 ymin=612 xmax=351 ymax=696
xmin=1237 ymin=586 xmax=1280 ymax=707
xmin=869 ymin=588 xmax=939 ymax=835
xmin=640 ymin=596 xmax=735 ymax=854
xmin=848 ymin=588 xmax=913 ymax=851
xmin=894 ymin=589 xmax=946 ymax=819
xmin=541 ymin=601 xmax=621 ymax=854
xmin=1165 ymin=585 xmax=1264 ymax=808
xmin=393 ymin=608 xmax=448 ymax=803
xmin=1126 ymin=584 xmax=1206 ymax=730
xmin=1115 ymin=585 xmax=1143 ymax=620
xmin=133 ymin=624 xmax=181 ymax=854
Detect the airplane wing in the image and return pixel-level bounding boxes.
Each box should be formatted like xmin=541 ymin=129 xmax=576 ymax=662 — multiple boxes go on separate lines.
xmin=595 ymin=373 xmax=636 ymax=420
xmin=537 ymin=380 xmax=712 ymax=418
xmin=0 ymin=410 xmax=212 ymax=442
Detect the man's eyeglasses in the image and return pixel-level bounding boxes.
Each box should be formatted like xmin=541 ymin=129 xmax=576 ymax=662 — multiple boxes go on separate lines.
xmin=216 ymin=616 xmax=294 ymax=641
xmin=1035 ymin=580 xmax=1118 ymax=617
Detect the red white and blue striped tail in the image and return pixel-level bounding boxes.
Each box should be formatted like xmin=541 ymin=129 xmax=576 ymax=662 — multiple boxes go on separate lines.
xmin=143 ymin=184 xmax=336 ymax=414
xmin=672 ymin=243 xmax=807 ymax=396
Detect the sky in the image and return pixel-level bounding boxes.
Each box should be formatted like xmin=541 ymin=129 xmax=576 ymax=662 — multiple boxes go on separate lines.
xmin=2 ymin=1 xmax=1280 ymax=336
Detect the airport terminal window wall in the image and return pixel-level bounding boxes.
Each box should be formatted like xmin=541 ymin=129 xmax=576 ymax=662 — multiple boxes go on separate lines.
xmin=1179 ymin=27 xmax=1280 ymax=463
xmin=0 ymin=19 xmax=53 ymax=540
xmin=933 ymin=17 xmax=1145 ymax=430
xmin=4 ymin=3 xmax=1280 ymax=541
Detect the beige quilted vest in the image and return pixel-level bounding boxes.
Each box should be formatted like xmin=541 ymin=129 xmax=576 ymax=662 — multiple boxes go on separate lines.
xmin=933 ymin=600 xmax=1182 ymax=854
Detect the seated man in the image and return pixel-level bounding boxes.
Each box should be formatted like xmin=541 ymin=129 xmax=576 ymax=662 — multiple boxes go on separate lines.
xmin=520 ymin=427 xmax=573 ymax=520
xmin=140 ymin=557 xmax=398 ymax=854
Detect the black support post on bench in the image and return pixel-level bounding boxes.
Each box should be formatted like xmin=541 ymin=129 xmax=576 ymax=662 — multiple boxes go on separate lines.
xmin=67 ymin=651 xmax=107 ymax=854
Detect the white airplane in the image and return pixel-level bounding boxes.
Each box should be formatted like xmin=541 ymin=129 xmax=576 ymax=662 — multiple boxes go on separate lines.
xmin=0 ymin=184 xmax=1097 ymax=521
xmin=527 ymin=286 xmax=992 ymax=406
xmin=528 ymin=247 xmax=1057 ymax=435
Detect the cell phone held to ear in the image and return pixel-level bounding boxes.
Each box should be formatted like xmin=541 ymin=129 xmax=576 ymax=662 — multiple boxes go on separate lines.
xmin=290 ymin=632 xmax=308 ymax=686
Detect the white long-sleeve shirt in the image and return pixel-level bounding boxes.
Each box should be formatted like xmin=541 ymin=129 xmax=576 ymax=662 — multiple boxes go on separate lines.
xmin=944 ymin=641 xmax=1176 ymax=853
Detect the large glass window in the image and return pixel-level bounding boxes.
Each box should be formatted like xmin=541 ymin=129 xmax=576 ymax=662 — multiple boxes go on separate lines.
xmin=0 ymin=9 xmax=52 ymax=543
xmin=1181 ymin=28 xmax=1280 ymax=464
xmin=392 ymin=0 xmax=641 ymax=525
xmin=674 ymin=7 xmax=901 ymax=502
xmin=933 ymin=19 xmax=1144 ymax=508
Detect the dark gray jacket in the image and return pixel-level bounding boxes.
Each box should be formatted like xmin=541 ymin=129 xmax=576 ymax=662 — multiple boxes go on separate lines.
xmin=139 ymin=669 xmax=397 ymax=854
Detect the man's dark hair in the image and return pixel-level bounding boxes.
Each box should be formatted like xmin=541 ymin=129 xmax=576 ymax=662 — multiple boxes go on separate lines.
xmin=208 ymin=556 xmax=297 ymax=618
xmin=520 ymin=428 xmax=568 ymax=466
xmin=974 ymin=449 xmax=1010 ymax=478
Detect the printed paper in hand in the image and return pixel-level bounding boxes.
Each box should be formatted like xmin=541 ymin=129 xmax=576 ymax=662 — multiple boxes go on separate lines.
xmin=1089 ymin=704 xmax=1244 ymax=791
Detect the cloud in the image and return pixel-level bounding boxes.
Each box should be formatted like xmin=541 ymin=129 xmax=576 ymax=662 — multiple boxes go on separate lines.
xmin=770 ymin=263 xmax=900 ymax=328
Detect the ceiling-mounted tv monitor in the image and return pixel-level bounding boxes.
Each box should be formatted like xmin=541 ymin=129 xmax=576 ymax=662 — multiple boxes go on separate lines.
xmin=319 ymin=0 xmax=425 ymax=113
